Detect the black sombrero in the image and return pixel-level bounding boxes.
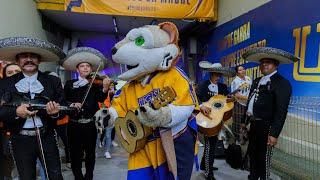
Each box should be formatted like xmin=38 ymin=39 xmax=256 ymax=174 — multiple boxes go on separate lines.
xmin=242 ymin=47 xmax=300 ymax=64
xmin=0 ymin=37 xmax=65 ymax=62
xmin=61 ymin=47 xmax=107 ymax=71
xmin=199 ymin=61 xmax=236 ymax=77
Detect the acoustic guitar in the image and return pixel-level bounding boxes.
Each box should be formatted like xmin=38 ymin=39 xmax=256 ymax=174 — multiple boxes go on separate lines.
xmin=196 ymin=95 xmax=234 ymax=136
xmin=196 ymin=83 xmax=250 ymax=137
xmin=114 ymin=86 xmax=176 ymax=153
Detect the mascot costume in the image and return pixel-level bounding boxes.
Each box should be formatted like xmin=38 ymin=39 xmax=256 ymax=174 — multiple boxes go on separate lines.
xmin=99 ymin=22 xmax=198 ymax=179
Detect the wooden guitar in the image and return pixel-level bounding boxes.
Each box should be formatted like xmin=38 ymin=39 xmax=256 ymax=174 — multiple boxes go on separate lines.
xmin=196 ymin=83 xmax=250 ymax=137
xmin=196 ymin=94 xmax=234 ymax=136
xmin=114 ymin=86 xmax=176 ymax=153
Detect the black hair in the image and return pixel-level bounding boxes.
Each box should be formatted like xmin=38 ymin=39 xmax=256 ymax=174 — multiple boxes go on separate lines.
xmin=272 ymin=59 xmax=280 ymax=66
xmin=234 ymin=65 xmax=244 ymax=73
xmin=2 ymin=63 xmax=20 ymax=78
xmin=15 ymin=52 xmax=41 ymax=61
xmin=210 ymin=72 xmax=222 ymax=77
xmin=260 ymin=58 xmax=280 ymax=66
xmin=43 ymin=71 xmax=51 ymax=75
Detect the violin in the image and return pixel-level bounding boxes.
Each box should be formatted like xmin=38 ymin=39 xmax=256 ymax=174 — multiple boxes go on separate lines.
xmin=86 ymin=73 xmax=118 ymax=86
xmin=1 ymin=92 xmax=77 ymax=112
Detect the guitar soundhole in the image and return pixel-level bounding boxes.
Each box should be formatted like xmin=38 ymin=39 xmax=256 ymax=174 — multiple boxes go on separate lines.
xmin=213 ymin=102 xmax=222 ymax=109
xmin=127 ymin=120 xmax=137 ymax=137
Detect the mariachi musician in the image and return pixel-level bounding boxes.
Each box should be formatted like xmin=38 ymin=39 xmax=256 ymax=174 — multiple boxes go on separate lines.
xmin=0 ymin=37 xmax=66 ymax=179
xmin=241 ymin=47 xmax=299 ymax=180
xmin=60 ymin=47 xmax=110 ymax=180
xmin=197 ymin=61 xmax=235 ymax=180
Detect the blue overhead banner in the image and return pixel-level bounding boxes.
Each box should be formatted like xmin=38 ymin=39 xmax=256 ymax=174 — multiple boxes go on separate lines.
xmin=205 ymin=0 xmax=320 ymax=96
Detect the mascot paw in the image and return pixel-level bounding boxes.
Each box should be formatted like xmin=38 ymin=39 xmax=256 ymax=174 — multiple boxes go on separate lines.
xmin=93 ymin=108 xmax=115 ymax=134
xmin=135 ymin=105 xmax=172 ymax=127
xmin=158 ymin=44 xmax=179 ymax=71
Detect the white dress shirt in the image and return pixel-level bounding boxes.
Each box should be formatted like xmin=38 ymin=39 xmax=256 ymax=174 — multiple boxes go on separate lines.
xmin=73 ymin=76 xmax=89 ymax=88
xmin=15 ymin=73 xmax=44 ymax=128
xmin=231 ymin=76 xmax=252 ymax=106
xmin=208 ymin=80 xmax=218 ymax=95
xmin=247 ymin=71 xmax=277 ymax=116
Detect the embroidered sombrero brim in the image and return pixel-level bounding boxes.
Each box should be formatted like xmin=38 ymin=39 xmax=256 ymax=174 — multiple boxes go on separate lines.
xmin=242 ymin=47 xmax=300 ymax=64
xmin=199 ymin=61 xmax=236 ymax=77
xmin=61 ymin=47 xmax=107 ymax=71
xmin=0 ymin=37 xmax=65 ymax=62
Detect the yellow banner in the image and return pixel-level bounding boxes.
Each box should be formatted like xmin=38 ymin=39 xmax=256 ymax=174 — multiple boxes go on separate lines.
xmin=37 ymin=0 xmax=217 ymax=21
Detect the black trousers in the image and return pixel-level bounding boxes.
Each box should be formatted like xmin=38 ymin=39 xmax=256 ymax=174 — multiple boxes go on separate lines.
xmin=1 ymin=131 xmax=14 ymax=179
xmin=56 ymin=125 xmax=70 ymax=163
xmin=68 ymin=121 xmax=97 ymax=180
xmin=11 ymin=130 xmax=63 ymax=180
xmin=248 ymin=120 xmax=270 ymax=180
xmin=200 ymin=135 xmax=218 ymax=178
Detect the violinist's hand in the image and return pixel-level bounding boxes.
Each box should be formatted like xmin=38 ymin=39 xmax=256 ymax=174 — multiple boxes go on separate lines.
xmin=102 ymin=76 xmax=111 ymax=92
xmin=70 ymin=102 xmax=82 ymax=110
xmin=200 ymin=105 xmax=211 ymax=117
xmin=16 ymin=104 xmax=38 ymax=119
xmin=46 ymin=101 xmax=60 ymax=115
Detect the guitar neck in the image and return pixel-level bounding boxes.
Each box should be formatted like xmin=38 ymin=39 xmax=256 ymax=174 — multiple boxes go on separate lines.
xmin=150 ymin=86 xmax=176 ymax=110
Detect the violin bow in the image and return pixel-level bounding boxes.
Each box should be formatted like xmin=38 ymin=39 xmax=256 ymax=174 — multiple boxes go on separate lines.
xmin=80 ymin=60 xmax=103 ymax=107
xmin=31 ymin=116 xmax=50 ymax=179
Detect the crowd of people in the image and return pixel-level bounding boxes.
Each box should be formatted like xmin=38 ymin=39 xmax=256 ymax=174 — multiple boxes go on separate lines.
xmin=0 ymin=22 xmax=298 ymax=180
xmin=0 ymin=39 xmax=120 ymax=180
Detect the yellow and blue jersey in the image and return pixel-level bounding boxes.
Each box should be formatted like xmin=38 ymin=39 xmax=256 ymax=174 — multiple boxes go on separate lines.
xmin=112 ymin=67 xmax=198 ymax=179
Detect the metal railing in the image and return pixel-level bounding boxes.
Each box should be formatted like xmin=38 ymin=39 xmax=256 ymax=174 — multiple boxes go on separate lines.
xmin=271 ymin=96 xmax=320 ymax=179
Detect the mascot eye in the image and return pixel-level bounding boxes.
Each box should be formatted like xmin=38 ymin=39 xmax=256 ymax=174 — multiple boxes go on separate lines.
xmin=135 ymin=36 xmax=145 ymax=46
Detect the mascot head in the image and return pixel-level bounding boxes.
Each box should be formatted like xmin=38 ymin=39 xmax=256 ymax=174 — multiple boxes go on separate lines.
xmin=111 ymin=22 xmax=180 ymax=81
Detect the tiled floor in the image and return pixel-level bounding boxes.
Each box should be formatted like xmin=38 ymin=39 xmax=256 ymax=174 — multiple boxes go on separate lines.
xmin=62 ymin=145 xmax=251 ymax=180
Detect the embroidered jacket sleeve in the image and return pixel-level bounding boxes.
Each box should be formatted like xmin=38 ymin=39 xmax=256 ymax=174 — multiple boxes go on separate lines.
xmin=197 ymin=80 xmax=209 ymax=103
xmin=0 ymin=79 xmax=17 ymax=123
xmin=270 ymin=78 xmax=292 ymax=138
xmin=46 ymin=75 xmax=66 ymax=121
xmin=93 ymin=83 xmax=108 ymax=103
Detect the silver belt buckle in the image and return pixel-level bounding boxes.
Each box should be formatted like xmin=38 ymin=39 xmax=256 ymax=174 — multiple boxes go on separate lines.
xmin=78 ymin=118 xmax=92 ymax=124
xmin=19 ymin=130 xmax=37 ymax=136
xmin=255 ymin=117 xmax=263 ymax=121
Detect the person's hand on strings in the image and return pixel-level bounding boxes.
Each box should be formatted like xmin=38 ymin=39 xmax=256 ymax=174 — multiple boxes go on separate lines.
xmin=200 ymin=105 xmax=211 ymax=117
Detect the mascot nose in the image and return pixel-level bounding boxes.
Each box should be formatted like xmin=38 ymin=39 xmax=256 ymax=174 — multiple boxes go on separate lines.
xmin=111 ymin=47 xmax=118 ymax=55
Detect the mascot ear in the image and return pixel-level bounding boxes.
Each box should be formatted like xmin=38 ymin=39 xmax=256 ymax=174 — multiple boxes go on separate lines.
xmin=158 ymin=22 xmax=181 ymax=67
xmin=158 ymin=22 xmax=179 ymax=46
